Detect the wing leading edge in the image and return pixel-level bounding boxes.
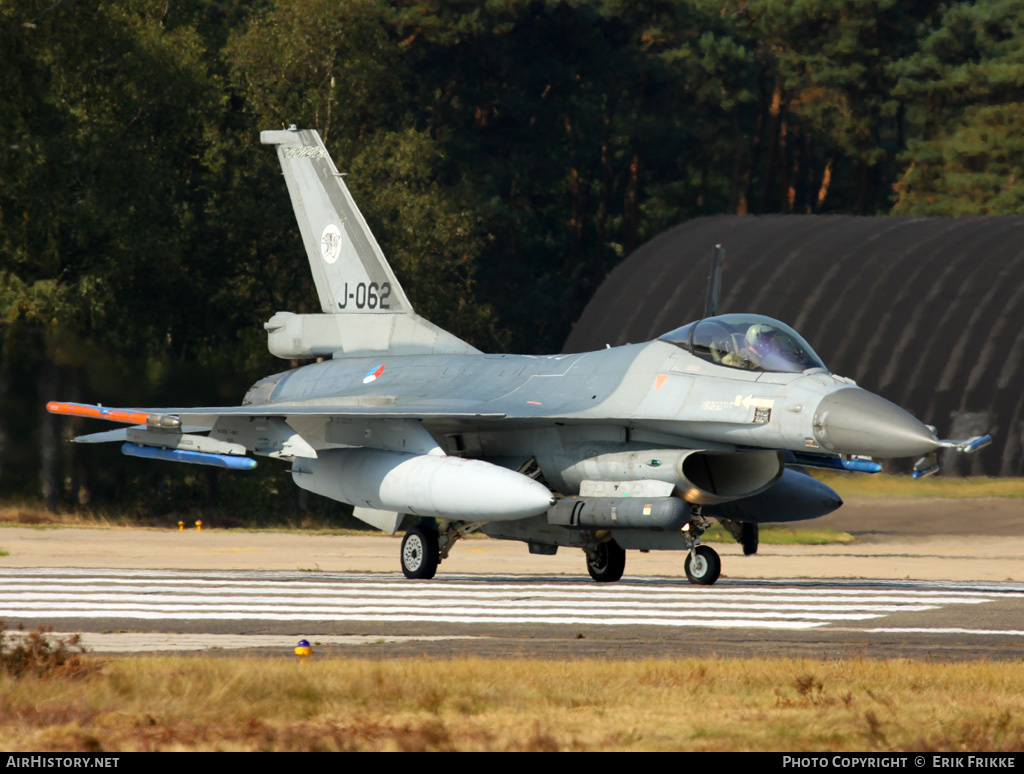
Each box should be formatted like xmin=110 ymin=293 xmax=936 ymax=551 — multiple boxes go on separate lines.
xmin=47 ymin=400 xmax=507 ymax=470
xmin=48 ymin=401 xmax=505 ymax=428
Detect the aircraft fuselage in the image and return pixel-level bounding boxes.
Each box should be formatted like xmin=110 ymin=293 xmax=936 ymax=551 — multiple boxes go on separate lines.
xmin=250 ymin=338 xmax=939 ymax=465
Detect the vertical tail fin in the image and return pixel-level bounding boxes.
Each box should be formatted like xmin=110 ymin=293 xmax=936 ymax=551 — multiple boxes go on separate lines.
xmin=261 ymin=127 xmax=411 ymax=315
xmin=260 ymin=127 xmax=478 ymax=357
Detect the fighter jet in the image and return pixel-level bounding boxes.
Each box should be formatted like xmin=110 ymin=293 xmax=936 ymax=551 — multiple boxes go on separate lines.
xmin=48 ymin=127 xmax=992 ymax=585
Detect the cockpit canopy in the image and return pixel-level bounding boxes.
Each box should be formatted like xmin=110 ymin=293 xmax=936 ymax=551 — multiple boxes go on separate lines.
xmin=659 ymin=314 xmax=828 ymax=374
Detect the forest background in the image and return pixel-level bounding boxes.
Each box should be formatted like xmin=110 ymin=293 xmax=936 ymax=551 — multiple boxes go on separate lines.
xmin=3 ymin=0 xmax=1022 ymax=521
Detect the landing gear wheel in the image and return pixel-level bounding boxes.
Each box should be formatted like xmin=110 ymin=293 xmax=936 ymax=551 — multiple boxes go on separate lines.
xmin=401 ymin=526 xmax=439 ymax=580
xmin=586 ymin=540 xmax=626 ymax=583
xmin=741 ymin=522 xmax=759 ymax=556
xmin=685 ymin=545 xmax=721 ymax=585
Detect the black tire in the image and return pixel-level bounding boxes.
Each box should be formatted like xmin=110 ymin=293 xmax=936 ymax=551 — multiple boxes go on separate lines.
xmin=685 ymin=545 xmax=721 ymax=585
xmin=401 ymin=526 xmax=439 ymax=580
xmin=741 ymin=522 xmax=759 ymax=556
xmin=586 ymin=540 xmax=626 ymax=583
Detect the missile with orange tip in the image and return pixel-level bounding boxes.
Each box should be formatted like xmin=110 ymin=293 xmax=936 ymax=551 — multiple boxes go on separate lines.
xmin=47 ymin=402 xmax=181 ymax=429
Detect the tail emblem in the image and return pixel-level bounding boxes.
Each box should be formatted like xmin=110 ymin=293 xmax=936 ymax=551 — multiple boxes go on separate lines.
xmin=320 ymin=224 xmax=342 ymax=264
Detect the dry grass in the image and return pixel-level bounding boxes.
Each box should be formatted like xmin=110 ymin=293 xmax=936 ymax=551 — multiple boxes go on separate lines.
xmin=703 ymin=526 xmax=855 ymax=545
xmin=0 ymin=624 xmax=91 ymax=680
xmin=0 ymin=502 xmax=378 ymax=535
xmin=1 ymin=655 xmax=1023 ymax=751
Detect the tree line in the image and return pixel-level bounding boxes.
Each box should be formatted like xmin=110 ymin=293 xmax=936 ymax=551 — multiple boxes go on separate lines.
xmin=3 ymin=0 xmax=1022 ymax=515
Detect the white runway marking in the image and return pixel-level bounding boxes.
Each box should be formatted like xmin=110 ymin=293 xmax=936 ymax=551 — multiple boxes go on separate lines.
xmin=0 ymin=568 xmax=1015 ymax=632
xmin=868 ymin=628 xmax=1024 ymax=637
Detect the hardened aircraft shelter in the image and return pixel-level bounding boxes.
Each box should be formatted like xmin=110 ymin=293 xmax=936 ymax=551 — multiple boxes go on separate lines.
xmin=564 ymin=215 xmax=1024 ymax=477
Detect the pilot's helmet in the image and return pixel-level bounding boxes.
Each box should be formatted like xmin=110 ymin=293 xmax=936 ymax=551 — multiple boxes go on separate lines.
xmin=745 ymin=323 xmax=775 ymax=352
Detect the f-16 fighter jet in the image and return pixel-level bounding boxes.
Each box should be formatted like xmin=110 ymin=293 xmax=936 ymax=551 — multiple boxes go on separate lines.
xmin=49 ymin=128 xmax=991 ymax=584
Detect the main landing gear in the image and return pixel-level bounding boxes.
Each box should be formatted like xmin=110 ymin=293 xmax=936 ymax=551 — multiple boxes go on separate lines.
xmin=400 ymin=525 xmax=439 ymax=579
xmin=585 ymin=539 xmax=626 ymax=583
xmin=717 ymin=518 xmax=759 ymax=556
xmin=400 ymin=520 xmax=483 ymax=579
xmin=581 ymin=540 xmax=721 ymax=585
xmin=741 ymin=522 xmax=759 ymax=556
xmin=400 ymin=514 xmax=724 ymax=586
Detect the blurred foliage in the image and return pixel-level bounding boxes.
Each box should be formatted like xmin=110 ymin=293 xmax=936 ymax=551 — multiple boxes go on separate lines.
xmin=1 ymin=0 xmax=1021 ymax=514
xmin=0 ymin=622 xmax=90 ymax=680
xmin=891 ymin=0 xmax=1024 ymax=213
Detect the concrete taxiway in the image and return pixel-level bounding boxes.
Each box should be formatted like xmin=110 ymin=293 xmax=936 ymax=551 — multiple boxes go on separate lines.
xmin=0 ymin=497 xmax=1021 ymax=659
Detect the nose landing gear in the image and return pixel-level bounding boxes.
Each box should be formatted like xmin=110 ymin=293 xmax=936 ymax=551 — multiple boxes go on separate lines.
xmin=683 ymin=506 xmax=721 ymax=585
xmin=684 ymin=544 xmax=721 ymax=585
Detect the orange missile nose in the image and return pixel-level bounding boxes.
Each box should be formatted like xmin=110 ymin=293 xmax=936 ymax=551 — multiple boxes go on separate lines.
xmin=46 ymin=401 xmax=151 ymax=425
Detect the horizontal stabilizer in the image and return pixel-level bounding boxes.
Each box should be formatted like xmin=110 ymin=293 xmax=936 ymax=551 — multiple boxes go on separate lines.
xmin=72 ymin=428 xmax=129 ymax=444
xmin=73 ymin=425 xmax=215 ymax=444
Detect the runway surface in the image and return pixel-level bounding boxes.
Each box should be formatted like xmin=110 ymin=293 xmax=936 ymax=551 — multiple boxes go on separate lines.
xmin=2 ymin=499 xmax=1022 ymax=660
xmin=3 ymin=567 xmax=1024 ymax=660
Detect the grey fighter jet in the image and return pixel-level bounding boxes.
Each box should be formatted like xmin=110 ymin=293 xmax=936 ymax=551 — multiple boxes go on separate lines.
xmin=48 ymin=127 xmax=991 ymax=585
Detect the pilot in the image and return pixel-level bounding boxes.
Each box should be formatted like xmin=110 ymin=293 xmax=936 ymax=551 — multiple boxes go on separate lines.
xmin=713 ymin=324 xmax=775 ymax=370
xmin=746 ymin=323 xmax=775 ymax=352
xmin=745 ymin=323 xmax=802 ymax=371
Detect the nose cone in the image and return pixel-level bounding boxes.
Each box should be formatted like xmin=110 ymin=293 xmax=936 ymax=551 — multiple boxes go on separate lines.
xmin=813 ymin=388 xmax=939 ymax=458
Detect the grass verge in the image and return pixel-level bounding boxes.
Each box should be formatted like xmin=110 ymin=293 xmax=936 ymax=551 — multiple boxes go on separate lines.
xmin=702 ymin=525 xmax=854 ymax=546
xmin=812 ymin=474 xmax=1024 ymax=500
xmin=0 ymin=501 xmax=381 ymax=535
xmin=1 ymin=655 xmax=1022 ymax=751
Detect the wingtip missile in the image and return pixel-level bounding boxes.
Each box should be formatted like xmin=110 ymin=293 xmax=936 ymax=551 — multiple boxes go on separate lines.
xmin=48 ymin=401 xmax=181 ymax=429
xmin=48 ymin=401 xmax=150 ymax=425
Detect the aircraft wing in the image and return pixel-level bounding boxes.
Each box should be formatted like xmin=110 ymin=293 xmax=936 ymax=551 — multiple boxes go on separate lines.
xmin=47 ymin=401 xmax=506 ymax=429
xmin=48 ymin=400 xmax=509 ymax=469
